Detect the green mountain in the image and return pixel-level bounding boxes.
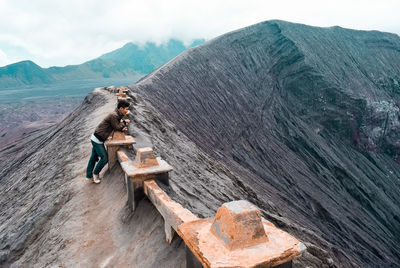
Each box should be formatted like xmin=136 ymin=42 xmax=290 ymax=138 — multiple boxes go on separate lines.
xmin=99 ymin=39 xmax=204 ymax=73
xmin=0 ymin=39 xmax=204 ymax=88
xmin=0 ymin=60 xmax=54 ymax=87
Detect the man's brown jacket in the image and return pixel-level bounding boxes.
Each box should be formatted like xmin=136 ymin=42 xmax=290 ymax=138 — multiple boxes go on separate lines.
xmin=94 ymin=109 xmax=126 ymax=142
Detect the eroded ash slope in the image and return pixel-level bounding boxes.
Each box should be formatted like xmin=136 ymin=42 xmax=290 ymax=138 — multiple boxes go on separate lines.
xmin=133 ymin=20 xmax=400 ymax=267
xmin=0 ymin=88 xmax=281 ymax=267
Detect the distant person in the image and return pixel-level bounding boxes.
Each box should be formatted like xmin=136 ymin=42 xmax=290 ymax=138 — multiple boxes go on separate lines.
xmin=86 ymin=100 xmax=131 ymax=184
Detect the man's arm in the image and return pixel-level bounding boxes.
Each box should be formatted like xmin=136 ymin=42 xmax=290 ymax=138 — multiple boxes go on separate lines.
xmin=110 ymin=114 xmax=126 ymax=131
xmin=121 ymin=118 xmax=130 ymax=131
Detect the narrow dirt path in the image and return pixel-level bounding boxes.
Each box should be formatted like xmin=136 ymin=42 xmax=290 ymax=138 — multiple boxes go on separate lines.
xmin=11 ymin=89 xmax=186 ymax=268
xmin=54 ymin=90 xmax=185 ymax=268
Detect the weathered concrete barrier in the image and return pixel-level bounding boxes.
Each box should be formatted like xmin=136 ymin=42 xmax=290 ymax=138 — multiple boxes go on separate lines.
xmin=143 ymin=180 xmax=306 ymax=267
xmin=116 ymin=87 xmax=131 ymax=101
xmin=103 ymin=85 xmax=118 ymax=93
xmin=113 ymin=136 xmax=305 ymax=267
xmin=104 ymin=131 xmax=135 ymax=171
xmin=104 ymin=86 xmax=129 ymax=95
xmin=178 ymin=200 xmax=306 ymax=268
xmin=144 ymin=179 xmax=199 ymax=244
xmin=117 ymin=147 xmax=172 ymax=211
xmin=120 ymin=147 xmax=173 ymax=182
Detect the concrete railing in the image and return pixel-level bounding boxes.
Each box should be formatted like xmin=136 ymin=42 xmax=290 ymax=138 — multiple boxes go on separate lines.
xmin=103 ymin=87 xmax=306 ymax=268
xmin=144 ymin=179 xmax=199 ymax=244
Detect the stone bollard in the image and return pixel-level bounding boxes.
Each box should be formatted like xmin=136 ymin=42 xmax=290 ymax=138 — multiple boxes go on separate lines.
xmin=178 ymin=200 xmax=306 ymax=268
xmin=105 ymin=86 xmax=118 ymax=93
xmin=116 ymin=88 xmax=127 ymax=97
xmin=210 ymin=201 xmax=269 ymax=250
xmin=133 ymin=147 xmax=160 ymax=168
xmin=116 ymin=87 xmax=130 ymax=101
xmin=119 ymin=147 xmax=173 ymax=211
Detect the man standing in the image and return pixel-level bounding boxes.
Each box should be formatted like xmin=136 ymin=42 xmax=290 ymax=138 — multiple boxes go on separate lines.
xmin=86 ymin=100 xmax=131 ymax=184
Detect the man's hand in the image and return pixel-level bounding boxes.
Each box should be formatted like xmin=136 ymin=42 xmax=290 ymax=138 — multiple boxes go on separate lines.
xmin=124 ymin=119 xmax=131 ymax=125
xmin=122 ymin=127 xmax=128 ymax=132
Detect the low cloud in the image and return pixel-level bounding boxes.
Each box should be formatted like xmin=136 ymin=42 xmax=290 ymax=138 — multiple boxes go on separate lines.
xmin=0 ymin=0 xmax=399 ymax=67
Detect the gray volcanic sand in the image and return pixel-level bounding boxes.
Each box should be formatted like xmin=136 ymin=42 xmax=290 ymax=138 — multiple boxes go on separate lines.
xmin=1 ymin=89 xmax=184 ymax=267
xmin=1 ymin=87 xmax=328 ymax=267
xmin=1 ymin=88 xmax=277 ymax=267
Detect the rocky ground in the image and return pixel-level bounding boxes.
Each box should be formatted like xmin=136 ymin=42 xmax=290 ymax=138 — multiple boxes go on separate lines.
xmin=0 ymin=99 xmax=81 ymax=148
xmin=0 ymin=89 xmax=188 ymax=267
xmin=1 ymin=88 xmax=310 ymax=267
xmin=1 ymin=80 xmax=342 ymax=267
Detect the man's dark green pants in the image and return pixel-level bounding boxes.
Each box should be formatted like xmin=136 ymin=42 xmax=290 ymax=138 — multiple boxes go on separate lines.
xmin=86 ymin=140 xmax=108 ymax=178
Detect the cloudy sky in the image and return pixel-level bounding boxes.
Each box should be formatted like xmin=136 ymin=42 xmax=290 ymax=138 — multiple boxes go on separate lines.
xmin=0 ymin=0 xmax=399 ymax=68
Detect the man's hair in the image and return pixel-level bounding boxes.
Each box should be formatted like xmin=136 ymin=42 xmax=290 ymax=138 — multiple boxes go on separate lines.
xmin=117 ymin=99 xmax=130 ymax=109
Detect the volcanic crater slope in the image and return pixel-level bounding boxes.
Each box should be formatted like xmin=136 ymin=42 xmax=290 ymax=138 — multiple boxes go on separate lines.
xmin=134 ymin=20 xmax=400 ymax=267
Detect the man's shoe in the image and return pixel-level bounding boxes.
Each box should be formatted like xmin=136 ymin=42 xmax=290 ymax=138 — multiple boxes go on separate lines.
xmin=93 ymin=174 xmax=101 ymax=184
xmin=86 ymin=177 xmax=94 ymax=183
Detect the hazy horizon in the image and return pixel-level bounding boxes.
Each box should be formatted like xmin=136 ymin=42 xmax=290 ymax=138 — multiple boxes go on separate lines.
xmin=0 ymin=38 xmax=204 ymax=69
xmin=1 ymin=0 xmax=399 ymax=68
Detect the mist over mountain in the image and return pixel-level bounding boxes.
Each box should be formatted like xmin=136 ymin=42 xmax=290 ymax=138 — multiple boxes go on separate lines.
xmin=0 ymin=39 xmax=204 ymax=88
xmin=135 ymin=20 xmax=400 ymax=267
xmin=0 ymin=39 xmax=204 ymax=148
xmin=99 ymin=39 xmax=205 ymax=74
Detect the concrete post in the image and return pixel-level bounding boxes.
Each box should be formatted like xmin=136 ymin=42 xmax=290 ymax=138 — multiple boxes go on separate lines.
xmin=105 ymin=131 xmax=135 ymax=171
xmin=164 ymin=221 xmax=175 ymax=244
xmin=178 ymin=200 xmax=305 ymax=267
xmin=108 ymin=146 xmax=119 ymax=171
xmin=124 ymin=173 xmax=144 ymax=212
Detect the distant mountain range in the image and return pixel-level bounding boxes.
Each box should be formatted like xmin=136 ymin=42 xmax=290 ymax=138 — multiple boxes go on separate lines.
xmin=0 ymin=39 xmax=204 ymax=88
